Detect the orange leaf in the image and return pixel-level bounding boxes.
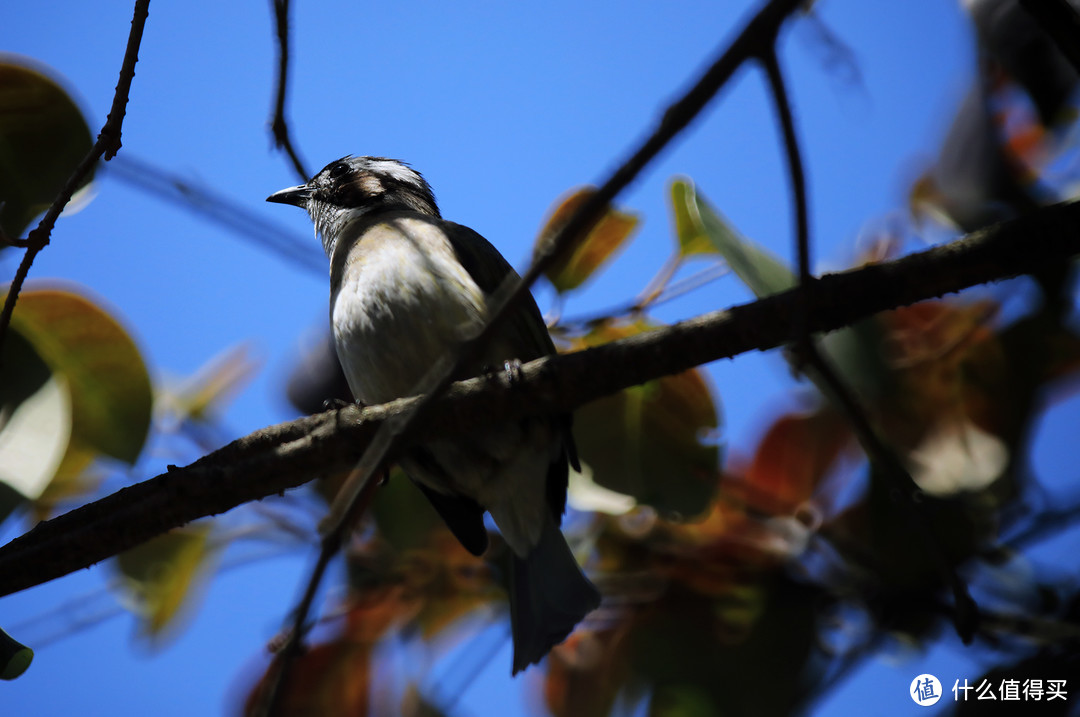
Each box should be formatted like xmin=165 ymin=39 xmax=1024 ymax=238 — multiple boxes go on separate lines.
xmin=536 ymin=188 xmax=639 ymax=293
xmin=745 ymin=409 xmax=851 ymax=515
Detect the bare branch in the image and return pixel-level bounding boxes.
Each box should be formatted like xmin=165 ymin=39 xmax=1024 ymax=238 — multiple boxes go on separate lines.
xmin=1 ymin=200 xmax=1079 ymax=599
xmin=0 ymin=0 xmax=150 ymax=356
xmin=269 ymin=0 xmax=310 ymax=182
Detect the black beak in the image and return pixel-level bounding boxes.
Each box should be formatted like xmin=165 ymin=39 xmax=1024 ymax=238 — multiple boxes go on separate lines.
xmin=266 ymin=184 xmax=313 ymax=207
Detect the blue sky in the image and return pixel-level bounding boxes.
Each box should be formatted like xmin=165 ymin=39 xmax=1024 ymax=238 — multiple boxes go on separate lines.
xmin=4 ymin=1 xmax=1076 ymax=715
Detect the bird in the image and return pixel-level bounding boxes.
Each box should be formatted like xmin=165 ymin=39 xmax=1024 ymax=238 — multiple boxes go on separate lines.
xmin=267 ymin=156 xmax=600 ymax=674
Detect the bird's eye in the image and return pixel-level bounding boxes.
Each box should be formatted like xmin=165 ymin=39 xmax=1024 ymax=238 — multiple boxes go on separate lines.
xmin=328 ymin=162 xmax=350 ymax=180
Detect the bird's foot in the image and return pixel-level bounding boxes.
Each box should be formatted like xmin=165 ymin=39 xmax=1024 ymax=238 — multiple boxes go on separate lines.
xmin=322 ymin=397 xmax=354 ymax=411
xmin=502 ymin=358 xmax=524 ymax=387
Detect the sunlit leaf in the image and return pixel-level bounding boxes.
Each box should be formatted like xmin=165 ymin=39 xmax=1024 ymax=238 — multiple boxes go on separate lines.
xmin=7 ymin=286 xmax=152 ymax=464
xmin=537 ymin=187 xmax=639 ymax=293
xmin=570 ymin=320 xmax=721 ymax=519
xmin=115 ymin=524 xmax=215 ymax=639
xmin=670 ymin=178 xmax=797 ymax=297
xmin=0 ymin=58 xmax=94 ymax=237
xmin=567 ymin=464 xmax=637 ymax=515
xmin=0 ymin=327 xmax=72 ymax=517
xmin=0 ymin=626 xmax=32 ymax=680
xmin=908 ymin=418 xmax=1008 ymax=496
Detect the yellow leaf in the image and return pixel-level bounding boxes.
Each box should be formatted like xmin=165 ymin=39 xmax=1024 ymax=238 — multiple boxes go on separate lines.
xmin=670 ymin=178 xmax=796 ymax=297
xmin=165 ymin=342 xmax=260 ymax=423
xmin=7 ymin=285 xmax=152 ymax=465
xmin=115 ymin=524 xmax=215 ymax=639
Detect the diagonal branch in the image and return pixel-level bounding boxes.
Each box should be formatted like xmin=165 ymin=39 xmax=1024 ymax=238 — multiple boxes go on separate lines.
xmin=1 ymin=199 xmax=1078 ymax=599
xmin=0 ymin=0 xmax=150 ymax=359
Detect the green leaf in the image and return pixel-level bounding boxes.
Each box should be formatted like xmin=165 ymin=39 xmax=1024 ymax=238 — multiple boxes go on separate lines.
xmin=670 ymin=178 xmax=796 ymax=297
xmin=0 ymin=326 xmax=73 ymax=514
xmin=7 ymin=287 xmax=152 ymax=464
xmin=371 ymin=469 xmax=444 ymax=552
xmin=0 ymin=59 xmax=94 ymax=237
xmin=0 ymin=626 xmax=33 ymax=680
xmin=537 ymin=187 xmax=639 ymax=293
xmin=115 ymin=525 xmax=215 ymax=639
xmin=571 ymin=320 xmax=722 ymax=519
xmin=672 ymin=178 xmax=887 ymax=404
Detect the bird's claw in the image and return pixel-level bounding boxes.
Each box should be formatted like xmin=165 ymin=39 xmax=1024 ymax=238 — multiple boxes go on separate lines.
xmin=503 ymin=359 xmax=524 ymax=387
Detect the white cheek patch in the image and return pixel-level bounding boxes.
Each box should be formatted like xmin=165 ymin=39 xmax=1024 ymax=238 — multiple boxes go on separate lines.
xmin=359 ymin=174 xmax=384 ymax=195
xmin=364 ymin=158 xmax=425 ymax=189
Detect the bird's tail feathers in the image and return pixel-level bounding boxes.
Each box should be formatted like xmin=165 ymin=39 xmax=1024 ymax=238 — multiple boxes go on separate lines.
xmin=509 ymin=514 xmax=601 ymax=675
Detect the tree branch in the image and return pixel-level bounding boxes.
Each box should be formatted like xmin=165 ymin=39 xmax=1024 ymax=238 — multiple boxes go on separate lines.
xmin=0 ymin=0 xmax=150 ymax=358
xmin=760 ymin=46 xmax=979 ymax=642
xmin=269 ymin=0 xmax=310 ymax=182
xmin=1 ymin=200 xmax=1079 ymax=598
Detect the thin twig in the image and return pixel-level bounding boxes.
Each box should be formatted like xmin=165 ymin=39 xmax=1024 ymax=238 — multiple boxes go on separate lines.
xmin=760 ymin=45 xmax=978 ymax=642
xmin=259 ymin=467 xmax=382 ymax=716
xmin=269 ymin=0 xmax=310 ymax=182
xmin=0 ymin=0 xmax=150 ymax=358
xmin=107 ymin=154 xmax=324 ymax=274
xmin=555 ymin=260 xmax=730 ymax=330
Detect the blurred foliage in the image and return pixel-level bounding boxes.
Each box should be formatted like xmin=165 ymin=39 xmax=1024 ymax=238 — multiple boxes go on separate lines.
xmin=263 ymin=159 xmax=1080 ymax=716
xmin=115 ymin=524 xmax=217 ymax=640
xmin=0 ymin=54 xmax=263 ymax=665
xmin=0 ymin=287 xmax=152 ymax=526
xmin=566 ymin=319 xmax=721 ymax=519
xmin=6 ymin=4 xmax=1080 ymax=714
xmin=0 ymin=57 xmax=94 ymax=238
xmin=538 ymin=188 xmax=640 ymax=294
xmin=0 ymin=626 xmax=33 ymax=681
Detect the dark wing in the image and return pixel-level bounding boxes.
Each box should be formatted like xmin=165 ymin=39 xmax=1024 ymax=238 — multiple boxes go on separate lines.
xmin=442 ymin=221 xmax=556 ymax=360
xmin=415 ymin=484 xmax=489 ymax=556
xmin=443 ymin=221 xmax=579 ymax=523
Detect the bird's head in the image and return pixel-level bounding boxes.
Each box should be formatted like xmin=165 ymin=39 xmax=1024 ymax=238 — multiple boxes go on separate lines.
xmin=267 ymin=156 xmax=440 ymax=258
